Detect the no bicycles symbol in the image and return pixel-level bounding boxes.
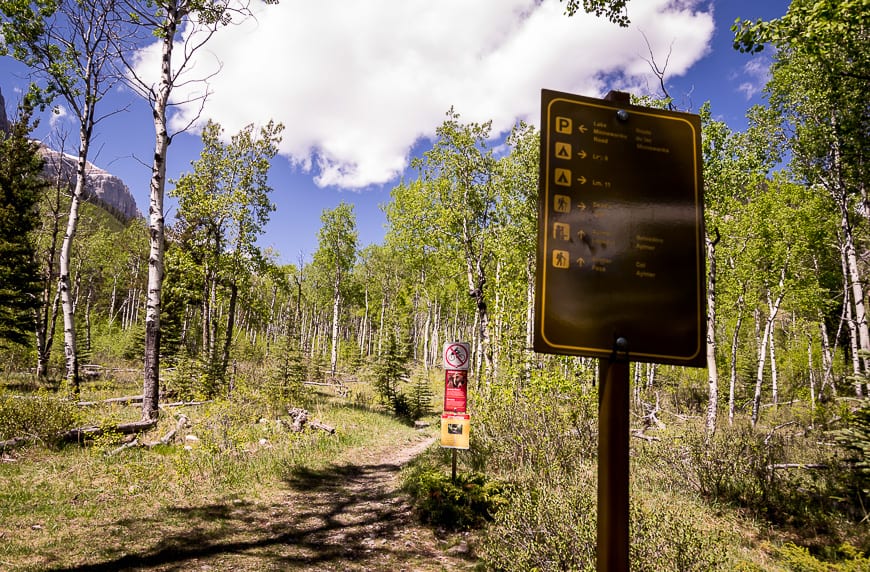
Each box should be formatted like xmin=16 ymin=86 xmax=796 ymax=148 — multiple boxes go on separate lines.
xmin=443 ymin=342 xmax=470 ymax=370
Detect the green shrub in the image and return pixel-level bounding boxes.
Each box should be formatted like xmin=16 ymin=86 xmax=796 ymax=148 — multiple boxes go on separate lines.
xmin=482 ymin=474 xmax=728 ymax=572
xmin=481 ymin=477 xmax=597 ymax=572
xmin=777 ymin=542 xmax=870 ymax=572
xmin=402 ymin=467 xmax=507 ymax=530
xmin=658 ymin=419 xmax=842 ymax=526
xmin=0 ymin=391 xmax=80 ymax=445
xmin=470 ymin=378 xmax=598 ymax=482
xmin=630 ymin=498 xmax=728 ymax=572
xmin=831 ymin=403 xmax=870 ymax=504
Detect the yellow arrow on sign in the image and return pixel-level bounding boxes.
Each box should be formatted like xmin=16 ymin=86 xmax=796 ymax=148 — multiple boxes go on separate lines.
xmin=578 ymin=149 xmax=588 ymax=159
xmin=578 ymin=176 xmax=587 ymax=185
xmin=578 ymin=124 xmax=588 ymax=134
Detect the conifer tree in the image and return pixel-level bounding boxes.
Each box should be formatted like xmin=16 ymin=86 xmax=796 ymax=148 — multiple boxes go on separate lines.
xmin=0 ymin=96 xmax=43 ymax=347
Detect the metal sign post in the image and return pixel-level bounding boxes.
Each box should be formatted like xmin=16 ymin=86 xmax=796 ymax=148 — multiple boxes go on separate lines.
xmin=598 ymin=350 xmax=630 ymax=571
xmin=441 ymin=342 xmax=471 ymax=482
xmin=535 ymin=89 xmax=707 ymax=572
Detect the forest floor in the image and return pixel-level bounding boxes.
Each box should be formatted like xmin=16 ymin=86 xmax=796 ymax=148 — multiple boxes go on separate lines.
xmin=1 ymin=430 xmax=481 ymax=572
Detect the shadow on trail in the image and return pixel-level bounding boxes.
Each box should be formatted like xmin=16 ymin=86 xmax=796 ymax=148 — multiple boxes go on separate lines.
xmin=46 ymin=458 xmax=441 ymax=571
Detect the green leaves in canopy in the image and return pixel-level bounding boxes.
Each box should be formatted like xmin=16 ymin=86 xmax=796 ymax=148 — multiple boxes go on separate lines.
xmin=171 ymin=119 xmax=283 ymax=282
xmin=560 ymin=0 xmax=630 ymax=27
xmin=733 ymin=0 xmax=869 ymax=81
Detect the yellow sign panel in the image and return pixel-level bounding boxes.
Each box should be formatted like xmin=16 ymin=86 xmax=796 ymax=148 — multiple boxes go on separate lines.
xmin=440 ymin=414 xmax=470 ymax=449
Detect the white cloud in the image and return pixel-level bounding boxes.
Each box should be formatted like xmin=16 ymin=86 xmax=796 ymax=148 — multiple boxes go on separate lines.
xmin=737 ymin=56 xmax=772 ymax=100
xmin=132 ymin=0 xmax=713 ymax=189
xmin=49 ymin=104 xmax=69 ymax=129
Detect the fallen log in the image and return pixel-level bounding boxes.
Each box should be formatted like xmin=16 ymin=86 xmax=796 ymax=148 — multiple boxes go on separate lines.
xmin=284 ymin=407 xmax=335 ymax=434
xmin=77 ymin=395 xmax=144 ymax=407
xmin=154 ymin=414 xmax=189 ymax=446
xmin=631 ymin=430 xmax=661 ymax=442
xmin=107 ymin=437 xmax=140 ymax=456
xmin=1 ymin=418 xmax=159 ymax=451
xmin=0 ymin=436 xmax=31 ymax=452
xmin=768 ymin=463 xmax=829 ymax=471
xmin=309 ymin=419 xmax=336 ymax=434
xmin=161 ymin=400 xmax=212 ymax=408
xmin=76 ymin=391 xmax=178 ymax=407
xmin=61 ymin=418 xmax=158 ymax=444
xmin=106 ymin=414 xmax=190 ymax=456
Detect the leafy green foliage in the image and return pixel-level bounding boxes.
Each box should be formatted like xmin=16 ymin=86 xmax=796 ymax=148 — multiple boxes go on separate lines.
xmin=657 ymin=418 xmax=847 ymax=529
xmin=482 ymin=477 xmax=597 ymax=571
xmin=831 ymin=402 xmax=870 ymax=501
xmin=402 ymin=467 xmax=507 ymax=531
xmin=471 ymin=368 xmax=599 ymax=481
xmin=482 ymin=474 xmax=727 ymax=572
xmin=0 ymin=391 xmax=80 ymax=444
xmin=777 ymin=542 xmax=870 ymax=572
xmin=560 ymin=0 xmax=630 ymax=26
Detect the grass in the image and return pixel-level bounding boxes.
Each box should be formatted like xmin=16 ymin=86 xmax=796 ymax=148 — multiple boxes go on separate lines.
xmin=5 ymin=366 xmax=870 ymax=571
xmin=0 ymin=374 xmax=434 ymax=572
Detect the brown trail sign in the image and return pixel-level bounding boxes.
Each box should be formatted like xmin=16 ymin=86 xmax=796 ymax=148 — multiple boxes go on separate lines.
xmin=534 ymin=89 xmax=707 ymax=572
xmin=535 ymin=89 xmax=706 ymax=367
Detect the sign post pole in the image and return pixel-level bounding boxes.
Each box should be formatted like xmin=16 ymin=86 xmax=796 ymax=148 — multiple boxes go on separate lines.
xmin=596 ymin=91 xmax=632 ymax=572
xmin=597 ymin=353 xmax=630 ymax=572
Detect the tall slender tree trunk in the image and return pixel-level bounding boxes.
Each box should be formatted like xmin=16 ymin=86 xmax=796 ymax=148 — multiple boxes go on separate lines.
xmin=705 ymin=232 xmax=720 ymax=435
xmin=807 ymin=335 xmax=817 ymax=410
xmin=143 ymin=14 xmax=178 ymax=421
xmin=728 ymin=286 xmax=746 ymax=426
xmin=423 ymin=301 xmax=432 ymax=369
xmin=220 ymin=281 xmax=238 ymax=384
xmin=36 ymin=289 xmax=61 ymax=378
xmin=330 ymin=285 xmax=340 ymax=377
xmin=524 ymin=258 xmax=535 ymax=386
xmin=59 ymin=126 xmax=94 ymax=395
xmin=467 ymin=258 xmax=492 ymax=383
xmin=839 ymin=206 xmax=870 ymax=377
xmin=752 ymin=284 xmax=785 ymax=427
xmin=378 ymin=297 xmax=386 ymax=356
xmin=360 ymin=284 xmax=369 ymax=357
xmin=818 ymin=318 xmax=835 ymax=398
xmin=35 ymin=177 xmax=64 ymax=379
xmin=751 ymin=308 xmax=771 ymax=428
xmin=839 ymin=238 xmax=864 ymax=394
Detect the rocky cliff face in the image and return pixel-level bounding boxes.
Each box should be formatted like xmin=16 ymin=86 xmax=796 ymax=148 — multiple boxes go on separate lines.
xmin=1 ymin=87 xmax=140 ymax=222
xmin=0 ymin=88 xmax=10 ymax=135
xmin=39 ymin=148 xmax=142 ymax=222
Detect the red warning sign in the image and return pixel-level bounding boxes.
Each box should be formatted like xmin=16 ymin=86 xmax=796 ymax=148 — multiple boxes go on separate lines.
xmin=444 ymin=370 xmax=468 ymax=412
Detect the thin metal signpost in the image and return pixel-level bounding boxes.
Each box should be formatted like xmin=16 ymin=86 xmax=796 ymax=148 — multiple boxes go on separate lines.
xmin=598 ymin=340 xmax=630 ymax=571
xmin=534 ymin=88 xmax=707 ymax=571
xmin=441 ymin=342 xmax=471 ymax=483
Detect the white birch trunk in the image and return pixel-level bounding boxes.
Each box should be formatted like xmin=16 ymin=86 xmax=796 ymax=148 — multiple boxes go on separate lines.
xmin=705 ymin=233 xmax=719 ymax=435
xmin=142 ymin=16 xmax=177 ymax=421
xmin=59 ymin=120 xmax=95 ymax=394
xmin=728 ymin=288 xmax=746 ymax=426
xmin=330 ymin=287 xmax=340 ymax=377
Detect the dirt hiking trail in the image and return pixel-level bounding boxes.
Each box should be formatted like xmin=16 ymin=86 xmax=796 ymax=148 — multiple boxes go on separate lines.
xmin=47 ymin=435 xmax=479 ymax=572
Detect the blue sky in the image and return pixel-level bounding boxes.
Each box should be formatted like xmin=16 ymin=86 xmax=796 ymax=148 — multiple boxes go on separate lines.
xmin=1 ymin=0 xmax=789 ymax=265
